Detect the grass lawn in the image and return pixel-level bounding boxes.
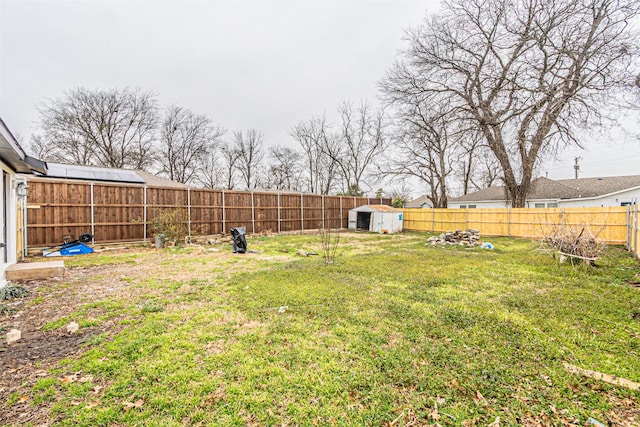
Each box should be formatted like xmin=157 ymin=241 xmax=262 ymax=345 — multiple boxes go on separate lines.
xmin=2 ymin=233 xmax=640 ymax=425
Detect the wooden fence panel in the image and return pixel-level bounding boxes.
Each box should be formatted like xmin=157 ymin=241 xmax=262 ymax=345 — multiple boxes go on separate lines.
xmin=403 ymin=207 xmax=628 ymax=244
xmin=190 ymin=189 xmax=223 ymax=236
xmin=25 ymin=178 xmax=391 ymax=247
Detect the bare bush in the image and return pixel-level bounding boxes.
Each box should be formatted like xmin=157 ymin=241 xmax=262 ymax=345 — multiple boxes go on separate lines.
xmin=546 ymin=226 xmax=605 ymax=261
xmin=319 ymin=229 xmax=340 ymax=265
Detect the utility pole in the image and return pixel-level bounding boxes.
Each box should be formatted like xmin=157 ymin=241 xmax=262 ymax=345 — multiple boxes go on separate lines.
xmin=573 ymin=156 xmax=582 ymax=179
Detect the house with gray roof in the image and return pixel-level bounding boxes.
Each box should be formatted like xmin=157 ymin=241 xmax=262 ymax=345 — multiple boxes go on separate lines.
xmin=404 ymin=195 xmax=433 ymax=208
xmin=447 ymin=176 xmax=640 ymax=208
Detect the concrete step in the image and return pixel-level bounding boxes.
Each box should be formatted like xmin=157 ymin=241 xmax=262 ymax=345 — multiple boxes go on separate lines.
xmin=6 ymin=261 xmax=65 ymax=281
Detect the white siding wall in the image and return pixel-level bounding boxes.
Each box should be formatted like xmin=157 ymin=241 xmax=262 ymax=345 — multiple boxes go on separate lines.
xmin=448 ymin=201 xmax=509 ymax=209
xmin=558 ymin=188 xmax=640 ymax=207
xmin=0 ymin=162 xmax=17 ymax=287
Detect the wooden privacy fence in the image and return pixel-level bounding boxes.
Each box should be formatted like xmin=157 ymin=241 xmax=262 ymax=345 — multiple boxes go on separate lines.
xmin=403 ymin=206 xmax=628 ymax=244
xmin=25 ymin=178 xmax=391 ymax=247
xmin=628 ymin=203 xmax=640 ymax=259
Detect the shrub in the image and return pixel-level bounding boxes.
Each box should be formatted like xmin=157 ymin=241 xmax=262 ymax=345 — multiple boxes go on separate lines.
xmin=150 ymin=207 xmax=189 ymax=245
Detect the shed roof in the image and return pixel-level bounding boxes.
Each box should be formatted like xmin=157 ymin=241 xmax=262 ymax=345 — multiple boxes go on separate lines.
xmin=350 ymin=204 xmax=399 ymax=213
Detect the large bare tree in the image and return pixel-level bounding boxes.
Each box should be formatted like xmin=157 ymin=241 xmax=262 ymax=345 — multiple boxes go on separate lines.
xmin=158 ymin=106 xmax=224 ymax=184
xmin=381 ymin=0 xmax=639 ymax=207
xmin=326 ymin=100 xmax=387 ymax=195
xmin=31 ymin=87 xmax=159 ymax=170
xmin=290 ymin=116 xmax=339 ymax=195
xmin=233 ymin=129 xmax=264 ymax=189
xmin=266 ymin=146 xmax=303 ymax=191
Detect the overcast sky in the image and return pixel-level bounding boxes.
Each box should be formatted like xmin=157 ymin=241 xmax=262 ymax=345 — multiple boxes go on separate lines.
xmin=1 ymin=0 xmax=638 ymax=195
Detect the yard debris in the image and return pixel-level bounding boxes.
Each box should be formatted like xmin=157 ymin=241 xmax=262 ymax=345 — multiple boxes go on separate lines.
xmin=6 ymin=329 xmax=21 ymax=345
xmin=277 ymin=306 xmax=288 ymax=313
xmin=586 ymin=417 xmax=606 ymax=427
xmin=427 ymin=229 xmax=482 ymax=246
xmin=563 ymin=362 xmax=640 ymax=391
xmin=297 ymin=250 xmax=318 ymax=257
xmin=66 ymin=321 xmax=79 ymax=334
xmin=230 ymin=227 xmax=248 ymax=254
xmin=545 ymin=226 xmax=604 ymax=264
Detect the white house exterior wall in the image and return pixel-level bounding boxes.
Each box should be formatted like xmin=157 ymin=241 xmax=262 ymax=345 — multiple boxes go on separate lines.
xmin=447 ymin=201 xmax=509 ymax=209
xmin=558 ymin=188 xmax=640 ymax=208
xmin=0 ymin=161 xmax=17 ymax=287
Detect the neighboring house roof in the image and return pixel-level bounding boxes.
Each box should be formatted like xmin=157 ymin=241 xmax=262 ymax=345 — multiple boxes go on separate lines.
xmin=351 ymin=204 xmax=400 ymax=213
xmin=450 ymin=175 xmax=640 ymax=203
xmin=0 ymin=117 xmax=47 ymax=174
xmin=405 ymin=195 xmax=433 ymax=208
xmin=134 ymin=170 xmax=188 ymax=188
xmin=556 ymin=175 xmax=640 ymax=198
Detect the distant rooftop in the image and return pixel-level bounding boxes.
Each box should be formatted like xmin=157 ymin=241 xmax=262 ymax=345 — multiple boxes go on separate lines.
xmin=450 ymin=175 xmax=640 ymax=203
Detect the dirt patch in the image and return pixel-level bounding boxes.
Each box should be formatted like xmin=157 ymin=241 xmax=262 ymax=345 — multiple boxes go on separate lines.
xmin=1 ymin=329 xmax=94 ymax=361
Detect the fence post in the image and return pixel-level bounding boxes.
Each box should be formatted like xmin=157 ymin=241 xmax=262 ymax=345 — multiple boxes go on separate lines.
xmin=431 ymin=208 xmax=435 ymax=232
xmin=277 ymin=192 xmax=281 ymax=234
xmin=221 ymin=190 xmax=226 ymax=234
xmin=301 ymin=193 xmax=304 ymax=231
xmin=143 ymin=186 xmax=147 ymax=242
xmin=187 ymin=187 xmax=192 ymax=237
xmin=90 ymin=182 xmax=95 ymax=244
xmin=507 ymin=207 xmax=511 ymax=237
xmin=465 ymin=207 xmax=469 ymax=230
xmin=251 ymin=191 xmax=255 ymax=234
xmin=626 ymin=204 xmax=630 ymax=251
xmin=633 ymin=202 xmax=638 ymax=259
xmin=321 ymin=195 xmax=325 ymax=230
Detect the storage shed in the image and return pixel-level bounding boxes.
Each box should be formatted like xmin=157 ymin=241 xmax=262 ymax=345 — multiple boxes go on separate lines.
xmin=348 ymin=205 xmax=403 ymax=233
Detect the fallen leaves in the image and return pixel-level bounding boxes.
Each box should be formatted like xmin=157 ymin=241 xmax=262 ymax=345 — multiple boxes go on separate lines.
xmin=123 ymin=399 xmax=144 ymax=411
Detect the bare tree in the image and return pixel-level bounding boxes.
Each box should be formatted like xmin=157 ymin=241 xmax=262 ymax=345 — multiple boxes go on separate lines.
xmin=32 ymin=87 xmax=159 ymax=169
xmin=383 ymin=103 xmax=460 ymax=207
xmin=158 ymin=106 xmax=224 ymax=184
xmin=218 ymin=142 xmax=241 ymax=190
xmin=325 ymin=100 xmax=387 ymax=195
xmin=290 ymin=116 xmax=339 ymax=195
xmin=233 ymin=129 xmax=264 ymax=189
xmin=196 ymin=145 xmax=225 ymax=189
xmin=381 ymin=0 xmax=639 ymax=207
xmin=266 ymin=146 xmax=302 ymax=191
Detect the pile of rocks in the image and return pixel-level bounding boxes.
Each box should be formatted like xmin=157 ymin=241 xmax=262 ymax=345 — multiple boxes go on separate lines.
xmin=427 ymin=229 xmax=481 ymax=246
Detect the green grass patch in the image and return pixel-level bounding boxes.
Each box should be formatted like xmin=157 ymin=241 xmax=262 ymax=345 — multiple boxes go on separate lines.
xmin=28 ymin=235 xmax=640 ymax=425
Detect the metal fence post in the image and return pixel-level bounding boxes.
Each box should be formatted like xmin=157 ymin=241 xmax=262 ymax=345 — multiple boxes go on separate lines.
xmin=321 ymin=194 xmax=325 ymax=230
xmin=221 ymin=190 xmax=226 ymax=234
xmin=277 ymin=192 xmax=281 ymax=234
xmin=300 ymin=193 xmax=304 ymax=231
xmin=90 ymin=182 xmax=95 ymax=244
xmin=251 ymin=191 xmax=255 ymax=234
xmin=187 ymin=187 xmax=192 ymax=237
xmin=143 ymin=186 xmax=147 ymax=242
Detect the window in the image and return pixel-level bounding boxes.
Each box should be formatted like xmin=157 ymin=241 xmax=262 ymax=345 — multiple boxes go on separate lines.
xmin=534 ymin=203 xmax=546 ymax=208
xmin=468 ymin=205 xmax=476 ymax=209
xmin=460 ymin=205 xmax=466 ymax=209
xmin=621 ymin=202 xmax=632 ymax=207
xmin=459 ymin=205 xmax=476 ymax=209
xmin=547 ymin=203 xmax=558 ymax=208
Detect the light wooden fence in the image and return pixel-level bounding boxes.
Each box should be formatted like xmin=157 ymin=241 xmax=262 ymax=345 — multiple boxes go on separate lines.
xmin=628 ymin=203 xmax=640 ymax=259
xmin=25 ymin=178 xmax=390 ymax=247
xmin=403 ymin=207 xmax=628 ymax=244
